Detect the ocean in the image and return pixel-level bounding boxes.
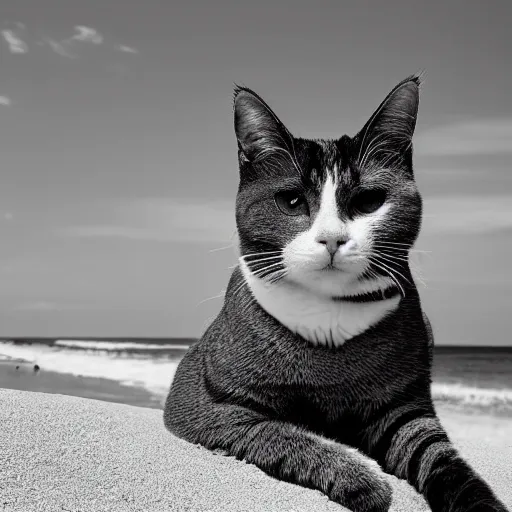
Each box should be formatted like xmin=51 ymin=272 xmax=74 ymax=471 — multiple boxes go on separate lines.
xmin=1 ymin=339 xmax=512 ymax=416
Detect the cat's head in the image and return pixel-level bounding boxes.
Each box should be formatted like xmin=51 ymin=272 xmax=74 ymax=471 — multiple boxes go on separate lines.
xmin=234 ymin=76 xmax=422 ymax=300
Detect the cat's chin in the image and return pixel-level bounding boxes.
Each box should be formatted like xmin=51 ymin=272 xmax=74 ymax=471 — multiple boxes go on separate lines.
xmin=281 ymin=266 xmax=396 ymax=300
xmin=283 ymin=267 xmax=363 ymax=296
xmin=317 ymin=264 xmax=344 ymax=272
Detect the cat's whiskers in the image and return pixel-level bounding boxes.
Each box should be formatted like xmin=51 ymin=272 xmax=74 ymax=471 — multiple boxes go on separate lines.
xmin=375 ymin=253 xmax=427 ymax=289
xmin=371 ymin=255 xmax=413 ymax=286
xmin=197 ymin=291 xmax=226 ymax=306
xmin=365 ymin=266 xmax=382 ymax=283
xmin=241 ymin=255 xmax=283 ymax=267
xmin=208 ymin=244 xmax=236 ymax=253
xmin=241 ymin=255 xmax=285 ymax=279
xmin=357 ymin=248 xmax=428 ymax=290
xmin=372 ymin=240 xmax=429 ymax=250
xmin=227 ymin=251 xmax=282 ymax=272
xmin=411 ymin=269 xmax=428 ymax=289
xmin=241 ymin=250 xmax=283 ymax=258
xmin=366 ymin=256 xmax=406 ymax=298
xmin=207 ymin=230 xmax=238 ymax=253
xmin=372 ymin=243 xmax=431 ymax=254
xmin=370 ymin=251 xmax=410 ymax=264
xmin=372 ymin=241 xmax=413 ymax=247
xmin=251 ymin=261 xmax=285 ymax=278
xmin=268 ymin=269 xmax=288 ymax=285
xmin=350 ymin=248 xmax=410 ymax=265
xmin=353 ymin=249 xmax=409 ymax=287
xmin=233 ymin=257 xmax=288 ymax=296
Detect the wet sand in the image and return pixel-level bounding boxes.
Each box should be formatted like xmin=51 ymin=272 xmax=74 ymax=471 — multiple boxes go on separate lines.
xmin=0 ymin=359 xmax=162 ymax=409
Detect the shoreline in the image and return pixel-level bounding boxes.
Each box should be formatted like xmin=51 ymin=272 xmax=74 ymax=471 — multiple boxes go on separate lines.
xmin=2 ymin=358 xmax=512 ymax=420
xmin=0 ymin=359 xmax=163 ymax=409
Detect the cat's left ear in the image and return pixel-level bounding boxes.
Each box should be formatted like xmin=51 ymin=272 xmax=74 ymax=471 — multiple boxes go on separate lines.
xmin=356 ymin=74 xmax=422 ymax=170
xmin=233 ymin=86 xmax=293 ymax=163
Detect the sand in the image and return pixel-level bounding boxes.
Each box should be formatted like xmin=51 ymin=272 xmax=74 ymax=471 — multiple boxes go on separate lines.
xmin=0 ymin=389 xmax=510 ymax=512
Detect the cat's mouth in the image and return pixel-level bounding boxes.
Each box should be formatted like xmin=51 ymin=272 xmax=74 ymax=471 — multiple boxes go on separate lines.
xmin=331 ymin=285 xmax=400 ymax=303
xmin=319 ymin=263 xmax=343 ymax=272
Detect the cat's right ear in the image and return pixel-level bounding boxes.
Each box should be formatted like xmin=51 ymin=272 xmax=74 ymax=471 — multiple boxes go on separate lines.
xmin=355 ymin=74 xmax=422 ymax=171
xmin=233 ymin=86 xmax=293 ymax=163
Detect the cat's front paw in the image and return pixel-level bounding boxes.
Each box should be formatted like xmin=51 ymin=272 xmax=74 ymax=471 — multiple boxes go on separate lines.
xmin=330 ymin=467 xmax=392 ymax=512
xmin=308 ymin=447 xmax=392 ymax=512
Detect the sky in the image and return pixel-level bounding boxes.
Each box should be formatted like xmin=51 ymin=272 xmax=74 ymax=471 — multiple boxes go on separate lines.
xmin=0 ymin=0 xmax=511 ymax=345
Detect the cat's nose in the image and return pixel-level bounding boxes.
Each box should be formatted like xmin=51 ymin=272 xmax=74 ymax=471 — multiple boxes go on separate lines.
xmin=316 ymin=236 xmax=347 ymax=255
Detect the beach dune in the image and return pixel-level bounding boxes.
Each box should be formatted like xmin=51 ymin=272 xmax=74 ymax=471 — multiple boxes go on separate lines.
xmin=1 ymin=389 xmax=510 ymax=512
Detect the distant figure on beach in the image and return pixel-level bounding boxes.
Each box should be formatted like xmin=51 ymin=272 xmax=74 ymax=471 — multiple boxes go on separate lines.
xmin=33 ymin=364 xmax=40 ymax=373
xmin=164 ymin=76 xmax=509 ymax=512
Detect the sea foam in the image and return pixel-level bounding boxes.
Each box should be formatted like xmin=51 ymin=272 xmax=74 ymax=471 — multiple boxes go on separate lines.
xmin=0 ymin=341 xmax=180 ymax=397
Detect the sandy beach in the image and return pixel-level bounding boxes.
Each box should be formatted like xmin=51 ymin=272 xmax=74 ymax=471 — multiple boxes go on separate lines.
xmin=1 ymin=389 xmax=510 ymax=512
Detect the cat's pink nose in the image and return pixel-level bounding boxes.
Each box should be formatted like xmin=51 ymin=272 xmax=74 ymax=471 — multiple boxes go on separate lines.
xmin=316 ymin=236 xmax=347 ymax=255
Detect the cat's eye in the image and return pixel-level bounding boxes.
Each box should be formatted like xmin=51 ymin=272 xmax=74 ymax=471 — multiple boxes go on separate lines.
xmin=350 ymin=188 xmax=387 ymax=215
xmin=274 ymin=190 xmax=309 ymax=216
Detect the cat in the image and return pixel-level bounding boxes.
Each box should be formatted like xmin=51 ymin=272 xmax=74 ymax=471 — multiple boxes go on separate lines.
xmin=164 ymin=75 xmax=508 ymax=512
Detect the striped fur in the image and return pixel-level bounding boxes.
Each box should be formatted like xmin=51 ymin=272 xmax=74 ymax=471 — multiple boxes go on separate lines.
xmin=364 ymin=409 xmax=508 ymax=511
xmin=164 ymin=77 xmax=509 ymax=512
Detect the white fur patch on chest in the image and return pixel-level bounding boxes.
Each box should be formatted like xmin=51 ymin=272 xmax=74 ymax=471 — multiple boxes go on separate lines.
xmin=240 ymin=261 xmax=400 ymax=347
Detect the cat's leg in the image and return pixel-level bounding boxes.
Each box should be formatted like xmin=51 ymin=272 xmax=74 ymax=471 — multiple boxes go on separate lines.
xmin=166 ymin=398 xmax=392 ymax=512
xmin=364 ymin=406 xmax=508 ymax=512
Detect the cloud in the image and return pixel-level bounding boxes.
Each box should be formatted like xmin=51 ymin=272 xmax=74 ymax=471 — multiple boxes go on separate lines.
xmin=415 ymin=118 xmax=512 ymax=156
xmin=0 ymin=96 xmax=11 ymax=106
xmin=2 ymin=23 xmax=135 ymax=60
xmin=59 ymin=198 xmax=236 ymax=243
xmin=47 ymin=39 xmax=75 ymax=58
xmin=422 ymin=195 xmax=512 ymax=235
xmin=71 ymin=25 xmax=103 ymax=44
xmin=1 ymin=28 xmax=28 ymax=54
xmin=46 ymin=25 xmax=103 ymax=58
xmin=118 ymin=44 xmax=138 ymax=54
